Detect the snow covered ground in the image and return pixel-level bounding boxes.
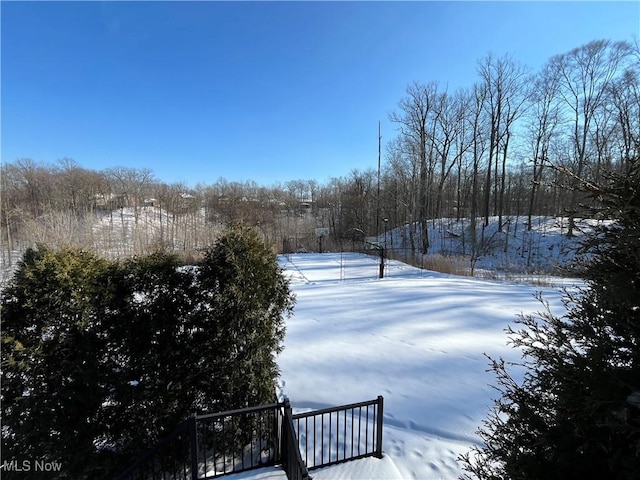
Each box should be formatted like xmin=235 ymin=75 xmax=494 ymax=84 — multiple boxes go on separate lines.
xmin=1 ymin=211 xmax=586 ymax=478
xmin=274 ymin=252 xmax=575 ymax=479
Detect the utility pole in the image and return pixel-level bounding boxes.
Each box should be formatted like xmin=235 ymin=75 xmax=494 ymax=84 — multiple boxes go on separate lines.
xmin=376 ymin=121 xmax=381 ymax=237
xmin=377 ymin=122 xmax=385 ymax=280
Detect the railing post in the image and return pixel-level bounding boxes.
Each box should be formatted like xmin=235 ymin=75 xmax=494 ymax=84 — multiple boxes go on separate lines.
xmin=282 ymin=398 xmax=291 ymax=473
xmin=375 ymin=396 xmax=384 ymax=459
xmin=281 ymin=397 xmax=312 ymax=480
xmin=282 ymin=397 xmax=299 ymax=454
xmin=189 ymin=414 xmax=199 ymax=480
xmin=274 ymin=402 xmax=283 ymax=464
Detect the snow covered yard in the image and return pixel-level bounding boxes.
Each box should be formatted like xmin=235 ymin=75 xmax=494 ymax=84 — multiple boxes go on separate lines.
xmin=276 ymin=253 xmax=572 ymax=479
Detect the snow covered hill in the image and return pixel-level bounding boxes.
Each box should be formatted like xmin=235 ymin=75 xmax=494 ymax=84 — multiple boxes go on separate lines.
xmin=276 ymin=252 xmax=577 ymax=479
xmin=386 ymin=215 xmax=596 ymax=276
xmin=1 ymin=211 xmax=595 ymax=285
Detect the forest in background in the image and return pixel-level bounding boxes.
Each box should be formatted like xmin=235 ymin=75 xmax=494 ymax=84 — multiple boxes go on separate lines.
xmin=2 ymin=38 xmax=638 ymax=272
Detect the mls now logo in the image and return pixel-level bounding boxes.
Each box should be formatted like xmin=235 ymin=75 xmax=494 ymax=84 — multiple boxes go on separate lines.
xmin=1 ymin=459 xmax=63 ymax=472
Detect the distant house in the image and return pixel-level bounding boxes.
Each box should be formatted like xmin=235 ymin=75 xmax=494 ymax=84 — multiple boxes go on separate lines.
xmin=177 ymin=192 xmax=196 ymax=212
xmin=94 ymin=192 xmax=128 ymax=209
xmin=299 ymin=199 xmax=313 ymax=215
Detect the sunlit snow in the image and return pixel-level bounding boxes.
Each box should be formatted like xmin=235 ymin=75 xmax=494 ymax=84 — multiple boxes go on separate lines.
xmin=272 ymin=252 xmax=573 ymax=479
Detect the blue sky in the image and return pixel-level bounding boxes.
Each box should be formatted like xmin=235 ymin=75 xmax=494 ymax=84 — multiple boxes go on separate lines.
xmin=2 ymin=1 xmax=638 ymax=187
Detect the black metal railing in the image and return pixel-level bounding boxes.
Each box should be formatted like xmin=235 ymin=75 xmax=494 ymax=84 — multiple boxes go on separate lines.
xmin=116 ymin=396 xmax=383 ymax=480
xmin=115 ymin=419 xmax=194 ymax=480
xmin=292 ymin=396 xmax=384 ymax=470
xmin=194 ymin=403 xmax=282 ymax=478
xmin=281 ymin=399 xmax=311 ymax=480
xmin=116 ymin=403 xmax=282 ymax=480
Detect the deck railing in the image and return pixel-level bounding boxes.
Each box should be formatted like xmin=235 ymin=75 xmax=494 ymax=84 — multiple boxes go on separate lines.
xmin=194 ymin=402 xmax=282 ymax=478
xmin=115 ymin=403 xmax=281 ymax=480
xmin=115 ymin=396 xmax=383 ymax=480
xmin=115 ymin=419 xmax=193 ymax=480
xmin=292 ymin=396 xmax=384 ymax=470
xmin=281 ymin=399 xmax=311 ymax=480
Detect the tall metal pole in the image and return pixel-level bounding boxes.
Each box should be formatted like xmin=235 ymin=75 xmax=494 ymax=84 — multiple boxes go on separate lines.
xmin=379 ymin=219 xmax=388 ymax=279
xmin=376 ymin=121 xmax=381 ymax=236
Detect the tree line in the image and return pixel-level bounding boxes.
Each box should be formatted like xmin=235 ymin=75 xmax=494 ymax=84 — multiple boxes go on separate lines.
xmin=384 ymin=38 xmax=638 ymax=255
xmin=2 ymin=38 xmax=638 ymax=268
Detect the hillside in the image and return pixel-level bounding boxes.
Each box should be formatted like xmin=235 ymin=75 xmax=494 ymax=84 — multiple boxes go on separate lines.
xmin=1 ymin=210 xmax=592 ymax=285
xmin=369 ymin=215 xmax=593 ymax=284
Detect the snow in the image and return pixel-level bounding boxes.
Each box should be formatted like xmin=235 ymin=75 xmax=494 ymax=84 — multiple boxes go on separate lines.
xmin=223 ymin=466 xmax=287 ymax=480
xmin=276 ymin=252 xmax=573 ymax=479
xmin=221 ymin=456 xmax=404 ymax=480
xmin=1 ymin=212 xmax=587 ymax=478
xmin=399 ymin=215 xmax=595 ymax=274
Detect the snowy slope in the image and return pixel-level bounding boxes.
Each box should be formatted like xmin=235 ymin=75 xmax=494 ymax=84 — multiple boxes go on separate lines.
xmin=390 ymin=215 xmax=596 ymax=274
xmin=276 ymin=253 xmax=574 ymax=479
xmin=1 ymin=213 xmax=594 ymax=284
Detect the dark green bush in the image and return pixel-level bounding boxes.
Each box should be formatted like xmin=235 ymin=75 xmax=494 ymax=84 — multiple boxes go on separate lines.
xmin=1 ymin=227 xmax=294 ymax=478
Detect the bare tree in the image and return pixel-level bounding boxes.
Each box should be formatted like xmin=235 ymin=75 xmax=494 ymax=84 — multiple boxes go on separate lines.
xmin=451 ymin=88 xmax=475 ymax=223
xmin=469 ymin=82 xmax=489 ymax=263
xmin=552 ymin=39 xmax=631 ymax=235
xmin=477 ymin=53 xmax=530 ymax=230
xmin=1 ymin=162 xmax=23 ymax=269
xmin=526 ymin=61 xmax=562 ymax=229
xmin=608 ymin=44 xmax=640 ymax=166
xmin=432 ymin=90 xmax=474 ymax=219
xmin=390 ymin=81 xmax=441 ymax=253
xmin=104 ymin=166 xmax=155 ymax=222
